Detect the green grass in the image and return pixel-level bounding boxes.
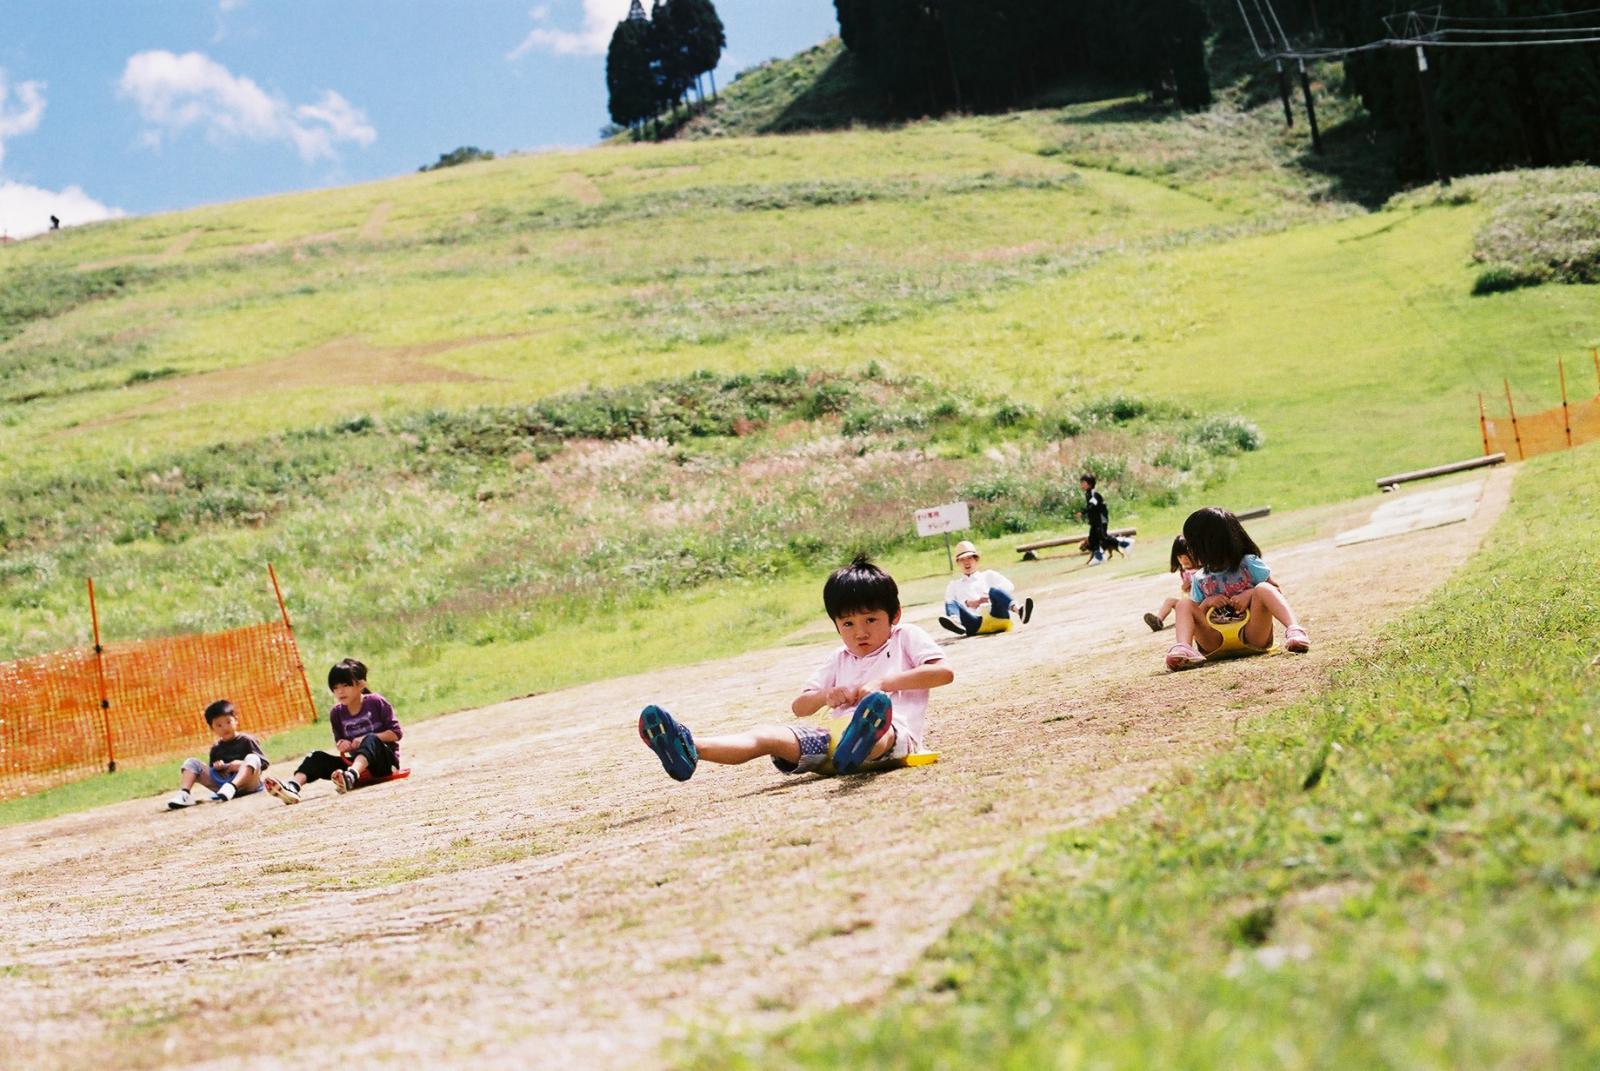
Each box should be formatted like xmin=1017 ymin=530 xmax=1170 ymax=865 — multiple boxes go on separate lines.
xmin=689 ymin=443 xmax=1600 ymax=1070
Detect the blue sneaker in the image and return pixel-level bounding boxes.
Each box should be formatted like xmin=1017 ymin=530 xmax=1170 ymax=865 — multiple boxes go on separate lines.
xmin=639 ymin=705 xmax=697 ymax=782
xmin=833 ymin=692 xmax=894 ymax=774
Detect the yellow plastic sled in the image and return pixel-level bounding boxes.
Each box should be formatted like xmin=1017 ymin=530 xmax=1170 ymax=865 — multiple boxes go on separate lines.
xmin=974 ymin=613 xmax=1013 ymax=636
xmin=815 ymin=708 xmax=940 ymax=774
xmin=1204 ymin=606 xmax=1273 ymax=660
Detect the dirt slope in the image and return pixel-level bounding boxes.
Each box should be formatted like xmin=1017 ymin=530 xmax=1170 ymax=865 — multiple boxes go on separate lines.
xmin=0 ymin=472 xmax=1511 ymax=1070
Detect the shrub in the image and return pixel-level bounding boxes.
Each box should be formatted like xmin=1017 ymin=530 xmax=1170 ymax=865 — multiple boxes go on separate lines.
xmin=1077 ymin=392 xmax=1149 ymax=425
xmin=1188 ymin=416 xmax=1262 ymax=454
xmin=992 ymin=401 xmax=1034 ymax=428
xmin=1471 ymin=265 xmax=1543 ymax=296
xmin=1471 ymin=190 xmax=1600 ymax=294
xmin=419 ymin=146 xmax=495 ymax=172
xmin=1043 ymin=409 xmax=1084 ymax=439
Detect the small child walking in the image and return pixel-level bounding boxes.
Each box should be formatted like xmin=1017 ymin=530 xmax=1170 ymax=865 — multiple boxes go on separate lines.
xmin=639 ymin=555 xmax=954 ymax=780
xmin=167 ymin=699 xmax=269 ymax=808
xmin=264 ymin=659 xmax=403 ymax=804
xmin=940 ymin=539 xmax=1033 ymax=636
xmin=1144 ymin=536 xmax=1197 ymax=631
xmin=1165 ymin=507 xmax=1310 ymax=670
xmin=1081 ymin=473 xmax=1132 ymax=566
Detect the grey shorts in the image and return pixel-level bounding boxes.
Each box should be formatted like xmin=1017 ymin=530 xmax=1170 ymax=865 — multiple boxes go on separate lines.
xmin=771 ymin=722 xmax=917 ymax=775
xmin=181 ymin=756 xmax=265 ymax=794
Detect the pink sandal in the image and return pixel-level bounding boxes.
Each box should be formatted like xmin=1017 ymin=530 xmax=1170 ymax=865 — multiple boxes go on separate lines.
xmin=1285 ymin=626 xmax=1310 ymax=653
xmin=1165 ymin=643 xmax=1206 ymax=671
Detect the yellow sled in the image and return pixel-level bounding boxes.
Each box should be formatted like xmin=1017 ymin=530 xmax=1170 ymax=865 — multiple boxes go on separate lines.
xmin=1204 ymin=606 xmax=1273 ymax=660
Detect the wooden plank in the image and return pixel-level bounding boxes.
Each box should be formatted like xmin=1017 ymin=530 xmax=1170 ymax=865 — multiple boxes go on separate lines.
xmin=1017 ymin=527 xmax=1135 ymax=559
xmin=1375 ymin=453 xmax=1505 ymax=490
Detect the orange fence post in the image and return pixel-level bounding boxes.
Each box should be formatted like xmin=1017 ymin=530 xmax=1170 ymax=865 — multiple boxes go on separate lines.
xmin=269 ymin=563 xmax=320 ymax=723
xmin=1503 ymin=378 xmax=1525 ymax=461
xmin=1560 ymin=359 xmax=1573 ymax=449
xmin=1477 ymin=393 xmax=1490 ymax=455
xmin=86 ymin=578 xmax=116 ymax=772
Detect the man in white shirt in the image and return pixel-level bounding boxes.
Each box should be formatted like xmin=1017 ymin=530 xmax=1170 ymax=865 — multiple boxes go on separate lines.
xmin=940 ymin=540 xmax=1033 ymax=636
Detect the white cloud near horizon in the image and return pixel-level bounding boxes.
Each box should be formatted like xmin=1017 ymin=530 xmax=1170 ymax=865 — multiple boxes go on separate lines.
xmin=507 ymin=0 xmax=634 ymax=59
xmin=0 ymin=181 xmax=124 ymax=240
xmin=0 ymin=70 xmax=47 ymax=170
xmin=0 ymin=70 xmax=122 ymax=239
xmin=118 ymin=50 xmax=376 ymax=163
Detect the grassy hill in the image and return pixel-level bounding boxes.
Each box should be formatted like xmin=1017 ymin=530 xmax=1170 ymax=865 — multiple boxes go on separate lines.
xmin=3 ymin=67 xmax=1597 ymax=764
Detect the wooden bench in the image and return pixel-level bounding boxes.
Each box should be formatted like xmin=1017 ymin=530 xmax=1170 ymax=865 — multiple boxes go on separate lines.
xmin=1014 ymin=507 xmax=1272 ymax=560
xmin=1016 ymin=527 xmax=1136 ymax=561
xmin=1376 ymin=454 xmax=1504 ymax=492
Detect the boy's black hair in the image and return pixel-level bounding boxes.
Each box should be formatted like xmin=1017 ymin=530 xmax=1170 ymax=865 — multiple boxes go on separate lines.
xmin=203 ymin=699 xmax=235 ymax=725
xmin=328 ymin=658 xmax=370 ymax=692
xmin=822 ymin=554 xmax=900 ymax=621
xmin=1079 ymin=473 xmax=1097 ymax=489
xmin=1181 ymin=507 xmax=1262 ymax=574
xmin=1169 ymin=535 xmax=1192 ymax=573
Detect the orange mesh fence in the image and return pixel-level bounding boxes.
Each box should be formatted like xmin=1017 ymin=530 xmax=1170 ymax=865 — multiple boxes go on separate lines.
xmin=0 ymin=619 xmax=315 ymax=801
xmin=0 ymin=648 xmax=105 ymax=799
xmin=1485 ymin=395 xmax=1600 ymax=460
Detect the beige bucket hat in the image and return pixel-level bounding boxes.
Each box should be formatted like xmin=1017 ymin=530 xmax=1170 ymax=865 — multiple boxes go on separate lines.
xmin=953 ymin=539 xmax=980 ymax=560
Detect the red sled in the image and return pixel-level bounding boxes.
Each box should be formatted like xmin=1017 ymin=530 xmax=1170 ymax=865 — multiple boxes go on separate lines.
xmin=356 ymin=767 xmax=411 ymax=787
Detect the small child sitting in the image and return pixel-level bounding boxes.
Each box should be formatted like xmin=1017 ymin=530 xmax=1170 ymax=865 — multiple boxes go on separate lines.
xmin=1165 ymin=507 xmax=1310 ymax=670
xmin=1143 ymin=536 xmax=1197 ymax=631
xmin=939 ymin=539 xmax=1033 ymax=636
xmin=168 ymin=699 xmax=268 ymax=808
xmin=639 ymin=555 xmax=954 ymax=780
xmin=264 ymin=659 xmax=403 ymax=804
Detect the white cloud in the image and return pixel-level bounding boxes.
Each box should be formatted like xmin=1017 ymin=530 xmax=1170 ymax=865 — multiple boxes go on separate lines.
xmin=219 ymin=0 xmax=246 ymax=11
xmin=507 ymin=0 xmax=634 ymax=59
xmin=0 ymin=70 xmax=47 ymax=170
xmin=117 ymin=50 xmax=375 ymax=163
xmin=0 ymin=181 xmax=123 ymax=240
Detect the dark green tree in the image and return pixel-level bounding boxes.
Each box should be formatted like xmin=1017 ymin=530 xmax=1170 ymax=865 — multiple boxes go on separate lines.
xmin=676 ymin=0 xmax=727 ymax=100
xmin=606 ymin=4 xmax=655 ymax=134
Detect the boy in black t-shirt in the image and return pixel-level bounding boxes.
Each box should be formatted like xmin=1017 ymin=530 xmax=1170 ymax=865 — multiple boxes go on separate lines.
xmin=167 ymin=700 xmax=270 ymax=808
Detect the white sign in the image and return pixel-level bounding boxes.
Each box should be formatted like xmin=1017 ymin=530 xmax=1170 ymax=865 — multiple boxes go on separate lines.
xmin=914 ymin=501 xmax=970 ymax=538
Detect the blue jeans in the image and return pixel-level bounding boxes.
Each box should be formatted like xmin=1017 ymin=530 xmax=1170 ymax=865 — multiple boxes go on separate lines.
xmin=947 ymin=588 xmax=1013 ymax=635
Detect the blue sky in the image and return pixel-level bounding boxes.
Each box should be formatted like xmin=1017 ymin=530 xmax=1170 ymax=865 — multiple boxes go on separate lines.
xmin=0 ymin=0 xmax=839 ymax=238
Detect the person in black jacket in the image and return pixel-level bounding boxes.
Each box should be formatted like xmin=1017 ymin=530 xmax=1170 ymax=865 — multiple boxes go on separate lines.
xmin=1080 ymin=473 xmax=1132 ymax=566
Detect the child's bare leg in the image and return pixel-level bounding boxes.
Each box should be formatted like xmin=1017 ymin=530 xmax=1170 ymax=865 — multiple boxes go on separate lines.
xmin=348 ymin=751 xmax=369 ymax=778
xmin=1157 ymin=596 xmax=1178 ymax=623
xmin=1175 ymin=599 xmax=1222 ymax=653
xmin=230 ymin=755 xmax=263 ymax=793
xmin=697 ymin=725 xmax=802 ymax=766
xmin=1246 ymin=584 xmax=1298 ymax=641
xmin=178 ymin=760 xmax=208 ymax=792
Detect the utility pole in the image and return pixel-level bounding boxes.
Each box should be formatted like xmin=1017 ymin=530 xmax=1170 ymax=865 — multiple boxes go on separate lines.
xmin=1275 ymin=60 xmax=1294 ymax=127
xmin=1414 ymin=45 xmax=1451 ymax=186
xmin=1297 ymin=59 xmax=1322 ymax=153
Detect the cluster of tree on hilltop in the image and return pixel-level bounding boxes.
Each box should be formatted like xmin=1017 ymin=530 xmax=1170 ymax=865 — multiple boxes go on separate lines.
xmin=833 ymin=0 xmax=1212 ymax=115
xmin=607 ymin=0 xmax=725 ymax=135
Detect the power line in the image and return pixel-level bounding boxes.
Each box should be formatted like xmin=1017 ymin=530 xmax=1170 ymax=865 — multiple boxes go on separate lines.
xmin=1434 ymin=5 xmax=1600 ymax=21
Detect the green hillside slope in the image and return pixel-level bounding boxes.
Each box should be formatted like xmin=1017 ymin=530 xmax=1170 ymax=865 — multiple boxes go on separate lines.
xmin=3 ymin=82 xmax=1595 ymax=738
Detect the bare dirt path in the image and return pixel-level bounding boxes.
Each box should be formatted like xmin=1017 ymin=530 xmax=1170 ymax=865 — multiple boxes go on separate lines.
xmin=0 ymin=473 xmax=1511 ymax=1070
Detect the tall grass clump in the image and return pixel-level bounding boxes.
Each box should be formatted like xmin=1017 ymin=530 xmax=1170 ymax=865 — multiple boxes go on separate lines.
xmin=1471 ymin=192 xmax=1600 ymax=295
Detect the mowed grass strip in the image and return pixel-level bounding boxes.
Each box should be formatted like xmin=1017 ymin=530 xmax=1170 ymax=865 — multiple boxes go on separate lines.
xmin=692 ymin=444 xmax=1600 ymax=1070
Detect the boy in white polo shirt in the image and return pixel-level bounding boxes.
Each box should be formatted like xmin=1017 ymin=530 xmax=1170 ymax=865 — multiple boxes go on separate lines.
xmin=639 ymin=555 xmax=954 ymax=779
xmin=939 ymin=539 xmax=1033 ymax=636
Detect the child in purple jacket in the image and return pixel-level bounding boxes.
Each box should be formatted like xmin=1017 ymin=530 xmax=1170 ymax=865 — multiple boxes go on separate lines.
xmin=264 ymin=659 xmax=403 ymax=805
